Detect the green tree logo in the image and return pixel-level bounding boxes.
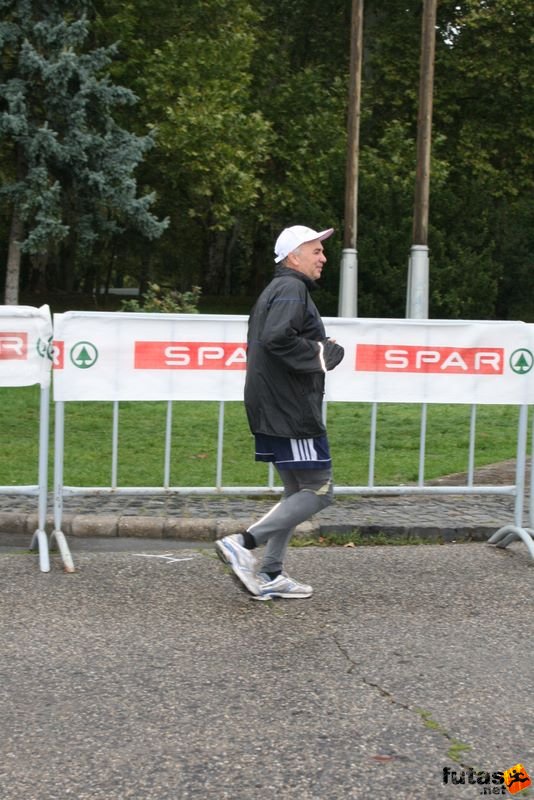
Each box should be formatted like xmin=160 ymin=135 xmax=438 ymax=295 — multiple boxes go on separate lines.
xmin=70 ymin=341 xmax=98 ymax=369
xmin=510 ymin=349 xmax=534 ymax=375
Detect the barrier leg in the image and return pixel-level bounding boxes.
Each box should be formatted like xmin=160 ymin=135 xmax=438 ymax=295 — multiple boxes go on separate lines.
xmin=49 ymin=529 xmax=75 ymax=573
xmin=32 ymin=384 xmax=51 ymax=572
xmin=488 ymin=525 xmax=534 ymax=561
xmin=51 ymin=400 xmax=75 ymax=573
xmin=487 ymin=405 xmax=534 ymax=560
xmin=30 ymin=528 xmax=50 ymax=573
xmin=530 ymin=406 xmax=534 ymax=530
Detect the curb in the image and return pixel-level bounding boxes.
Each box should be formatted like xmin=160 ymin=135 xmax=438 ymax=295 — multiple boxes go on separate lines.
xmin=0 ymin=510 xmax=498 ymax=544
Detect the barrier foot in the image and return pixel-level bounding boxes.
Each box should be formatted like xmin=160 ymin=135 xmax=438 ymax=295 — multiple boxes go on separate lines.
xmin=487 ymin=525 xmax=534 ymax=561
xmin=50 ymin=529 xmax=76 ymax=573
xmin=30 ymin=528 xmax=50 ymax=573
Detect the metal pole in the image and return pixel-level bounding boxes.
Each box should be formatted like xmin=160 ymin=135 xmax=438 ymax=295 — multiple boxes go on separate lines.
xmin=368 ymin=402 xmax=377 ymax=487
xmin=33 ymin=385 xmax=50 ymax=572
xmin=407 ymin=245 xmax=430 ymax=318
xmin=418 ymin=402 xmax=428 ymax=486
xmin=338 ymin=0 xmax=363 ymax=318
xmin=111 ymin=400 xmax=119 ymax=490
xmin=216 ymin=401 xmax=225 ymax=489
xmin=407 ymin=0 xmax=437 ymax=319
xmin=53 ymin=400 xmax=65 ymax=535
xmin=467 ymin=404 xmax=477 ymax=487
xmin=530 ymin=407 xmax=534 ymax=529
xmin=513 ymin=404 xmax=528 ymax=529
xmin=164 ymin=400 xmax=173 ymax=489
xmin=50 ymin=399 xmax=75 ymax=573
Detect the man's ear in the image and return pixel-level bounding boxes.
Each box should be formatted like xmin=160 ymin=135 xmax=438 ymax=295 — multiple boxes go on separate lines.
xmin=286 ymin=251 xmax=300 ymax=269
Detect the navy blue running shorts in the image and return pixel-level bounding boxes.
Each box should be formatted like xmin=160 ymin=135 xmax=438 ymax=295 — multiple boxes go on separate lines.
xmin=254 ymin=433 xmax=332 ymax=470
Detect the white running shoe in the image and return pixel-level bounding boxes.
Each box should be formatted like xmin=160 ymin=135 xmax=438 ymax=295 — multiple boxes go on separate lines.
xmin=255 ymin=572 xmax=313 ymax=600
xmin=215 ymin=534 xmax=259 ymax=596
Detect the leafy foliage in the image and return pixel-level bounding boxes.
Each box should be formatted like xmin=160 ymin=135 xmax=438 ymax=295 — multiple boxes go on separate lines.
xmin=0 ymin=0 xmax=167 ymax=301
xmin=119 ymin=282 xmax=201 ymax=314
xmin=0 ymin=0 xmax=532 ymax=320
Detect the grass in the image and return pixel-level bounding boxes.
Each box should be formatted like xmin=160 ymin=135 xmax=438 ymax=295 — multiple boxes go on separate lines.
xmin=290 ymin=531 xmax=433 ymax=548
xmin=416 ymin=708 xmax=473 ymax=764
xmin=330 ymin=402 xmax=523 ymax=488
xmin=0 ymin=387 xmax=524 ymax=489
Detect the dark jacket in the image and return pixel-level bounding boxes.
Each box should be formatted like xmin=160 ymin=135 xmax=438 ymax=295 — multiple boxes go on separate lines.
xmin=244 ymin=266 xmax=344 ymax=438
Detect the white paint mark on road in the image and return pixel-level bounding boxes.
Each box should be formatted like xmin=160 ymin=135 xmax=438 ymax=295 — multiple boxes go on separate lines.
xmin=132 ymin=553 xmax=195 ymax=564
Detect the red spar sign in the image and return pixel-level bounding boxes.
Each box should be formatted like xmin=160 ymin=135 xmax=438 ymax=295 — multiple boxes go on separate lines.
xmin=134 ymin=341 xmax=247 ymax=370
xmin=356 ymin=344 xmax=504 ymax=374
xmin=0 ymin=332 xmax=27 ymax=360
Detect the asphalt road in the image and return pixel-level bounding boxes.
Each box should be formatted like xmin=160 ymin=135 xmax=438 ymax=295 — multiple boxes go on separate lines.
xmin=1 ymin=537 xmax=533 ymax=799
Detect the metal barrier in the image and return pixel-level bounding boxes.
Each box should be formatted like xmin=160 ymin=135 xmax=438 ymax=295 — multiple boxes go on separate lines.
xmin=50 ymin=312 xmax=534 ymax=569
xmin=0 ymin=305 xmax=73 ymax=572
xmin=0 ymin=383 xmax=50 ymax=571
xmin=51 ymin=398 xmax=533 ymax=565
xmin=487 ymin=405 xmax=534 ymax=559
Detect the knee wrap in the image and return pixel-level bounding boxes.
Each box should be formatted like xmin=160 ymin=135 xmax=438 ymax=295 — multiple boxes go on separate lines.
xmin=306 ymin=478 xmax=334 ymax=509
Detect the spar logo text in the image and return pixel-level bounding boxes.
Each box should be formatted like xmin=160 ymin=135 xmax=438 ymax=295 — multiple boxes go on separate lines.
xmin=134 ymin=341 xmax=247 ymax=370
xmin=0 ymin=332 xmax=27 ymax=360
xmin=356 ymin=344 xmax=504 ymax=375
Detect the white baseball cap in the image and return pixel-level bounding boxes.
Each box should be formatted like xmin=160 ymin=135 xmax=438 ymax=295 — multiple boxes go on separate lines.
xmin=274 ymin=225 xmax=334 ymax=263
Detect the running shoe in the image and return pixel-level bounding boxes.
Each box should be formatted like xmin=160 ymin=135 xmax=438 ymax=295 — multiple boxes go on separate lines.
xmin=215 ymin=534 xmax=259 ymax=596
xmin=255 ymin=572 xmax=313 ymax=600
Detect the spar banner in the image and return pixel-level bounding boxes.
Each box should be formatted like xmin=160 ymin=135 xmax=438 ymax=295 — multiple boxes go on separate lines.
xmin=53 ymin=311 xmax=248 ymax=401
xmin=0 ymin=305 xmax=53 ymax=388
xmin=324 ymin=318 xmax=534 ymax=405
xmin=52 ymin=311 xmax=534 ymax=404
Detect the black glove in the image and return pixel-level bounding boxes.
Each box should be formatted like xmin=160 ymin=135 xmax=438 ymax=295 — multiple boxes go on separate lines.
xmin=322 ymin=339 xmax=345 ymax=370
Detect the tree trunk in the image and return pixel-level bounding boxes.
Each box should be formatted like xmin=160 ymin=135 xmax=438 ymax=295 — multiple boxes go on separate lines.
xmin=138 ymin=243 xmax=151 ymax=296
xmin=223 ymin=223 xmax=239 ymax=295
xmin=30 ymin=252 xmax=49 ymax=294
xmin=4 ymin=208 xmax=25 ymax=305
xmin=206 ymin=230 xmax=228 ymax=294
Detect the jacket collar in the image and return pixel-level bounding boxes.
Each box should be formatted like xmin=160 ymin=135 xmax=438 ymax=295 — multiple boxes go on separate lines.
xmin=274 ymin=264 xmax=317 ymax=291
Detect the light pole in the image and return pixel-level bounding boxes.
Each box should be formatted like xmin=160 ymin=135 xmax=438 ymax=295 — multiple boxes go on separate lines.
xmin=338 ymin=0 xmax=363 ymax=318
xmin=406 ymin=0 xmax=437 ymax=319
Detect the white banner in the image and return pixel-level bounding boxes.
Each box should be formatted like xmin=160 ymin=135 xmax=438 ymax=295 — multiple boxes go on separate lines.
xmin=52 ymin=311 xmax=534 ymax=404
xmin=0 ymin=305 xmax=53 ymax=388
xmin=324 ymin=318 xmax=534 ymax=405
xmin=53 ymin=312 xmax=247 ymax=401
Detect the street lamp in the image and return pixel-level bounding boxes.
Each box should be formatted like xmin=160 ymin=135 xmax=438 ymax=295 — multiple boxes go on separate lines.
xmin=406 ymin=0 xmax=438 ymax=319
xmin=338 ymin=0 xmax=363 ymax=318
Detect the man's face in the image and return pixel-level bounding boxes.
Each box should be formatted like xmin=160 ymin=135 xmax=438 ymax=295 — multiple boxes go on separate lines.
xmin=287 ymin=238 xmax=327 ymax=281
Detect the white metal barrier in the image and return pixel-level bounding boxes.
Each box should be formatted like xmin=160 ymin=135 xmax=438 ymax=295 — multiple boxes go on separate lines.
xmin=487 ymin=405 xmax=534 ymax=558
xmin=0 ymin=305 xmax=73 ymax=572
xmin=50 ymin=312 xmax=534 ymax=566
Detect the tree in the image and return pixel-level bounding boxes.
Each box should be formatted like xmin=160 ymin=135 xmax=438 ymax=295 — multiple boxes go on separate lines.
xmin=429 ymin=0 xmax=534 ymax=318
xmin=0 ymin=0 xmax=167 ymax=303
xmin=6 ymin=0 xmax=531 ymax=320
xmin=92 ymin=0 xmax=273 ymax=296
xmin=148 ymin=3 xmax=272 ymax=293
xmin=354 ymin=0 xmax=534 ymax=318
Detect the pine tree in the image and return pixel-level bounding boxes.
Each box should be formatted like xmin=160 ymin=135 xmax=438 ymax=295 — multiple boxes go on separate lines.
xmin=0 ymin=0 xmax=167 ymax=303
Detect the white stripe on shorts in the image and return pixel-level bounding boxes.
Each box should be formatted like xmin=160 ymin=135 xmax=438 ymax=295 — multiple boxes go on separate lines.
xmin=290 ymin=438 xmax=318 ymax=463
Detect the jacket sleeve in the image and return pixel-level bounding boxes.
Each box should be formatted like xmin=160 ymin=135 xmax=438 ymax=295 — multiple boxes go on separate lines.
xmin=260 ymin=283 xmax=342 ymax=373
